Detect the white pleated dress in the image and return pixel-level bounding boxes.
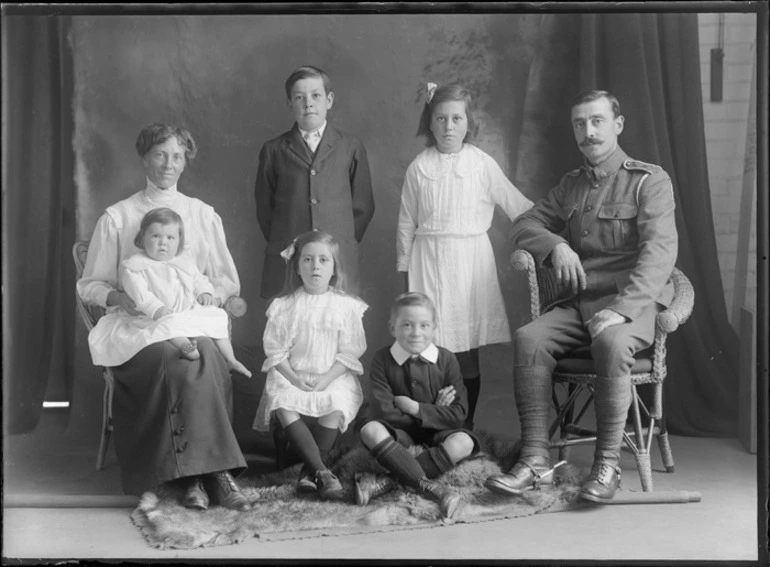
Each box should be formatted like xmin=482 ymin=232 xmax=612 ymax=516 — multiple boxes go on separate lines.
xmin=396 ymin=144 xmax=534 ymax=353
xmin=253 ymin=288 xmax=368 ymax=433
xmin=87 ymin=251 xmax=230 ymax=367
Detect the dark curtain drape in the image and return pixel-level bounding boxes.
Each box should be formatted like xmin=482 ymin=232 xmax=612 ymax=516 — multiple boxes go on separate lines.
xmin=2 ymin=15 xmax=76 ymax=433
xmin=514 ymin=13 xmax=739 ymax=437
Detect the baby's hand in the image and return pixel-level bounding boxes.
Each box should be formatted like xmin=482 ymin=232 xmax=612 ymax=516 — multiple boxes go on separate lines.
xmin=394 ymin=395 xmax=419 ymax=416
xmin=153 ymin=306 xmax=171 ymax=320
xmin=197 ymin=293 xmax=215 ymax=306
xmin=435 ymin=386 xmax=456 ymax=406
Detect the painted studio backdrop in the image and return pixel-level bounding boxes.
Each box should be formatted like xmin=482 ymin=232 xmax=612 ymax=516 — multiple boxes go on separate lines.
xmin=4 ymin=13 xmax=740 ymax=444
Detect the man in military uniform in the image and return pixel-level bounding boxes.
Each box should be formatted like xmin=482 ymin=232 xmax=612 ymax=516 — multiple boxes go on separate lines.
xmin=485 ymin=90 xmax=678 ymax=502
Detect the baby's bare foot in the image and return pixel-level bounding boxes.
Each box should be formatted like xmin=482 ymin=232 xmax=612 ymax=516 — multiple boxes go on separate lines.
xmin=227 ymin=359 xmax=252 ymax=378
xmin=180 ymin=339 xmax=200 ymax=360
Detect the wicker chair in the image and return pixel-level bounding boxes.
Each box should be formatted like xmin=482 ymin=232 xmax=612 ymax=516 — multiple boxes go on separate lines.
xmin=73 ymin=240 xmax=247 ymax=471
xmin=511 ymin=249 xmax=694 ymax=491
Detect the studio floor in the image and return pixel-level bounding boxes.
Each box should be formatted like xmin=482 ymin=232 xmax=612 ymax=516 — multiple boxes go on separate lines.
xmin=2 ymin=344 xmax=762 ymax=562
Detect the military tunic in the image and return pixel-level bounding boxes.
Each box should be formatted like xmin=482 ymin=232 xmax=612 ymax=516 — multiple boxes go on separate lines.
xmin=512 ymin=147 xmax=678 ymax=323
xmin=510 ymin=146 xmax=678 ymax=370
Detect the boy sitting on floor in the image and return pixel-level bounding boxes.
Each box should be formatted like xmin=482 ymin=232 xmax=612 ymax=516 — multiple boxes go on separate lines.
xmin=354 ymin=292 xmax=481 ymax=521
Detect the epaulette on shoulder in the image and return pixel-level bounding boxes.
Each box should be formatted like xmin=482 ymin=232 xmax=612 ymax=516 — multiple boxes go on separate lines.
xmin=623 ymin=159 xmax=661 ymax=174
xmin=565 ymin=167 xmax=582 ymax=177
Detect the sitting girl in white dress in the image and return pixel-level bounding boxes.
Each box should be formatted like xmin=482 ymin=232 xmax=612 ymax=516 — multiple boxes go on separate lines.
xmin=253 ymin=230 xmax=368 ymax=500
xmin=87 ymin=207 xmax=250 ymax=377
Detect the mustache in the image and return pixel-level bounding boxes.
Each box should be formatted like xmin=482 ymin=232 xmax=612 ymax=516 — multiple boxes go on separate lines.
xmin=580 ymin=139 xmax=603 ymax=147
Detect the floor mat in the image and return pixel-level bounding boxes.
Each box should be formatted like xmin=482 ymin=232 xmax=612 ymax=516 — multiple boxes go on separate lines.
xmin=131 ymin=436 xmax=589 ymax=550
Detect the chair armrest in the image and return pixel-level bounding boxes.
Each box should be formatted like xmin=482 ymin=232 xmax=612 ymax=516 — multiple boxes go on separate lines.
xmin=224 ymin=295 xmax=248 ymax=318
xmin=511 ymin=249 xmax=542 ymax=320
xmin=656 ymin=268 xmax=694 ymax=333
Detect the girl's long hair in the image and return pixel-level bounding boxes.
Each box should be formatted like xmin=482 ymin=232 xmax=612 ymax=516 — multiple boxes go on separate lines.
xmin=276 ymin=230 xmax=347 ymax=297
xmin=416 ymin=83 xmax=477 ymax=147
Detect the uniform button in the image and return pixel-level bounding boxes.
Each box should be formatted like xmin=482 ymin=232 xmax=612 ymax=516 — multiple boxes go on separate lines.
xmin=310 ymin=169 xmax=316 ymax=176
xmin=176 ymin=442 xmax=188 ymax=453
xmin=614 ymin=211 xmax=620 ymax=218
xmin=585 ymin=205 xmax=593 ymax=212
xmin=310 ymin=198 xmax=318 ymax=205
xmin=600 ymin=171 xmax=607 ymax=178
xmin=582 ymin=230 xmax=589 ymax=237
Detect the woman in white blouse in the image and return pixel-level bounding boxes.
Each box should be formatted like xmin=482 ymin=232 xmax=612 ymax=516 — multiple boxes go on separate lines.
xmin=77 ymin=123 xmax=250 ymax=512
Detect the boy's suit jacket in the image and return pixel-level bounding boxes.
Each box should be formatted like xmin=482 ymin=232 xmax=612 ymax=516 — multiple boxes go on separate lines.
xmin=255 ymin=123 xmax=374 ymax=299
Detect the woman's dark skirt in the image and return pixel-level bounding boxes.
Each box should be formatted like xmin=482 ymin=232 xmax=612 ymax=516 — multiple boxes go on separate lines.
xmin=111 ymin=337 xmax=247 ymax=495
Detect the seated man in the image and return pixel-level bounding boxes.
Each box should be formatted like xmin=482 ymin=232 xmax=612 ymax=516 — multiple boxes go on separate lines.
xmin=485 ymin=89 xmax=678 ymax=502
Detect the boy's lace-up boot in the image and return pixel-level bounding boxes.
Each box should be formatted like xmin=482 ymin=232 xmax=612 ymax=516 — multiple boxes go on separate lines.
xmin=354 ymin=472 xmax=397 ymax=505
xmin=205 ymin=471 xmax=252 ymax=512
xmin=417 ymin=478 xmax=462 ymax=521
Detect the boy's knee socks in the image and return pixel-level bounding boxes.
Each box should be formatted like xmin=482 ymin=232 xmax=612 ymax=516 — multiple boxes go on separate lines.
xmin=415 ymin=444 xmax=454 ymax=479
xmin=284 ymin=419 xmax=325 ymax=473
xmin=371 ymin=438 xmax=425 ymax=488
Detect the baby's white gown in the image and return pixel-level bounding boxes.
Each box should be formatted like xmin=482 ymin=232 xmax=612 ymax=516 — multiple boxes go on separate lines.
xmin=87 ymin=251 xmax=229 ymax=367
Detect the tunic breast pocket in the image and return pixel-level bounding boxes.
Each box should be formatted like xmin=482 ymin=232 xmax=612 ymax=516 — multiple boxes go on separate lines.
xmin=597 ymin=203 xmax=638 ymax=251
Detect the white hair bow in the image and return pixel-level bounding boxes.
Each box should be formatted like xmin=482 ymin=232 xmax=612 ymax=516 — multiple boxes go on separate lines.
xmin=426 ymin=82 xmax=438 ymax=103
xmin=279 ymin=240 xmax=296 ymax=262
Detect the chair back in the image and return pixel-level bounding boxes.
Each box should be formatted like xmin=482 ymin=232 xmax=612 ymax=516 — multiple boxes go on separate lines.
xmin=73 ymin=241 xmax=106 ymax=331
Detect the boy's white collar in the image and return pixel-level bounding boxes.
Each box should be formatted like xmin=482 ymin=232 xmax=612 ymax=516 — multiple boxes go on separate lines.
xmin=298 ymin=120 xmax=328 ymax=139
xmin=390 ymin=342 xmax=439 ymax=366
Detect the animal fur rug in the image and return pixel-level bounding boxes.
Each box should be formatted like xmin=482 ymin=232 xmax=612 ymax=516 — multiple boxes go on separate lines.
xmin=131 ymin=432 xmax=588 ymax=550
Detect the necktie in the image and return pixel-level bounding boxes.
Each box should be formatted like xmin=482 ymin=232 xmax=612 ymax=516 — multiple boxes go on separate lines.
xmin=303 ymin=130 xmax=321 ymax=153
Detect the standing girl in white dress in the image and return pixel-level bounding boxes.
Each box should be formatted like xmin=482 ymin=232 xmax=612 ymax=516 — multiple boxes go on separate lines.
xmin=88 ymin=207 xmax=251 ymax=377
xmin=396 ymin=83 xmax=533 ymax=430
xmin=253 ymin=230 xmax=368 ymax=500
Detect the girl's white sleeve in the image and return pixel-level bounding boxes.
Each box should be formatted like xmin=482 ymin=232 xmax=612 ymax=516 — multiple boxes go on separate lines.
xmin=486 ymin=155 xmax=534 ymax=221
xmin=396 ymin=165 xmax=419 ymax=272
xmin=261 ymin=299 xmax=292 ymax=371
xmin=198 ymin=208 xmax=241 ymax=304
xmin=76 ymin=213 xmax=122 ymax=307
xmin=121 ymin=269 xmax=165 ymax=318
xmin=334 ymin=299 xmax=367 ymax=375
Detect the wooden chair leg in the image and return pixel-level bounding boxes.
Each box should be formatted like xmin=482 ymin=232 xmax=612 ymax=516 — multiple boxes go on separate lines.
xmin=627 ymin=385 xmax=654 ymax=491
xmin=96 ymin=380 xmax=111 ymax=471
xmin=636 ymin=452 xmax=654 ymax=491
xmin=657 ymin=416 xmax=676 ymax=473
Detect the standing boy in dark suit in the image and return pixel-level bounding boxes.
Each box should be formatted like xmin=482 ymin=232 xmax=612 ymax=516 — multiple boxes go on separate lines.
xmin=254 ymin=65 xmax=375 ymax=298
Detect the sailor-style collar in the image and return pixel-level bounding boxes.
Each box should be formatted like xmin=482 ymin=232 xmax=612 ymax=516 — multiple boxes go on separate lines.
xmin=390 ymin=341 xmax=439 ymax=366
